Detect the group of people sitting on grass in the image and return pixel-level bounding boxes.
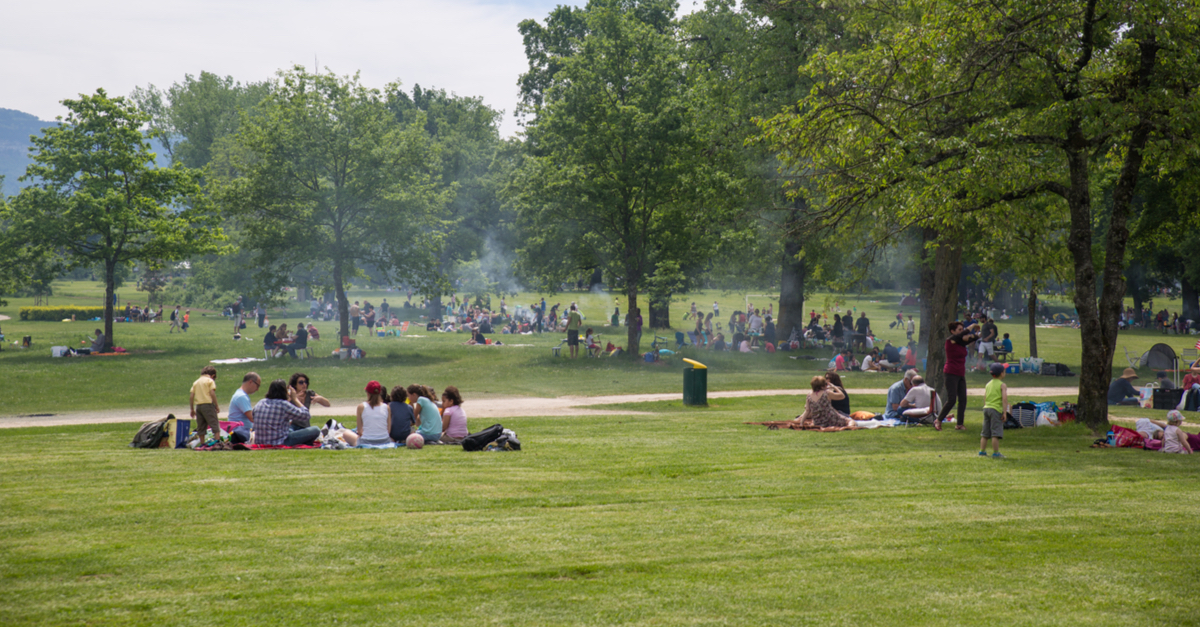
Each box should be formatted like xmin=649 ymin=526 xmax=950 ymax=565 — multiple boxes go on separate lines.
xmin=190 ymin=366 xmax=467 ymax=449
xmin=788 ymin=368 xmax=945 ymax=431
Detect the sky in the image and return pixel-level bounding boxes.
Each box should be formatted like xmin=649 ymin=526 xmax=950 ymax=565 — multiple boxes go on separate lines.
xmin=1 ymin=0 xmax=700 ymax=138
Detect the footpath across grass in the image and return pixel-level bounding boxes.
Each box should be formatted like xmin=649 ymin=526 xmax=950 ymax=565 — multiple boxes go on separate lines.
xmin=1 ymin=404 xmax=1197 ymax=626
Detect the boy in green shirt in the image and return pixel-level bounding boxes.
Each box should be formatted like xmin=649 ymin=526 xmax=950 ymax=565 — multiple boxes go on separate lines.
xmin=980 ymin=363 xmax=1008 ymax=459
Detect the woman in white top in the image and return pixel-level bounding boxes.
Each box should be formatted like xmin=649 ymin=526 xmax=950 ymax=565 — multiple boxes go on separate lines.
xmin=1162 ymin=411 xmax=1193 ymax=454
xmin=356 ymin=380 xmax=394 ymax=448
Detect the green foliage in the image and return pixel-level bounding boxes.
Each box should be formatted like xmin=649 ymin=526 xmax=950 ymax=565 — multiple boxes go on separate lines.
xmin=131 ymin=72 xmax=271 ymax=169
xmin=18 ymin=306 xmax=107 ymax=321
xmin=512 ymin=0 xmax=736 ymax=350
xmin=3 ymin=89 xmax=222 ymax=350
xmin=212 ymin=67 xmax=449 ymax=337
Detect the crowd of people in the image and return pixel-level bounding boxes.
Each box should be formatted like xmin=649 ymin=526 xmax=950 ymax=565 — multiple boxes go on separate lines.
xmin=188 ymin=367 xmax=468 ymax=449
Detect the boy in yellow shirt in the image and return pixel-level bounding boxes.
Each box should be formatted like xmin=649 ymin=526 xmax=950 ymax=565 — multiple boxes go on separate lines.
xmin=189 ymin=366 xmax=220 ymax=440
xmin=980 ymin=363 xmax=1008 ymax=459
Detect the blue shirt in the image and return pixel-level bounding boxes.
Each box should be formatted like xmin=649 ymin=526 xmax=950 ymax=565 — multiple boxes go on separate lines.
xmin=415 ymin=397 xmax=441 ymax=439
xmin=229 ymin=388 xmax=253 ymax=426
xmin=883 ymin=379 xmax=908 ymax=420
xmin=1001 ymin=338 xmax=1013 ymax=352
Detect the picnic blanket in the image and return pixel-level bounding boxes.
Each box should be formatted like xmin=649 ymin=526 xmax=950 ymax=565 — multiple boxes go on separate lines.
xmin=210 ymin=357 xmax=266 ymax=364
xmin=232 ymin=443 xmax=322 ymax=450
xmin=746 ymin=420 xmax=858 ymax=432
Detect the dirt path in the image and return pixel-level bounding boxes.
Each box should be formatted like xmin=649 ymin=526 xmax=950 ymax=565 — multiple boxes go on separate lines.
xmin=0 ymin=386 xmax=1079 ymax=429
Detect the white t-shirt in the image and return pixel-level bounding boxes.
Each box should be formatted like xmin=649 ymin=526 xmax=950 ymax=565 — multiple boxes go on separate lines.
xmin=360 ymin=402 xmax=390 ymax=441
xmin=749 ymin=315 xmax=764 ymax=332
xmin=861 ymin=355 xmax=875 ymax=371
xmin=902 ymin=384 xmax=933 ymax=410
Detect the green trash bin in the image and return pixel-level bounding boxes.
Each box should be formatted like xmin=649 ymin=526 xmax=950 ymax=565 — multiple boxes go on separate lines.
xmin=683 ymin=359 xmax=707 ymax=406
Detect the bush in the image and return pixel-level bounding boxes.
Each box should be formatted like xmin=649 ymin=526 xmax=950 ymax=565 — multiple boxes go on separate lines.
xmin=19 ymin=306 xmax=109 ymax=321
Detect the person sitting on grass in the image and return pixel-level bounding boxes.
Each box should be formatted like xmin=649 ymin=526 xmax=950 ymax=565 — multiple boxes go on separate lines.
xmin=711 ymin=333 xmax=728 ymax=351
xmin=355 ymin=381 xmax=394 ymax=448
xmin=388 ymin=385 xmax=415 ymax=443
xmin=440 ymin=386 xmax=469 ymax=444
xmin=1107 ymin=368 xmax=1141 ymax=406
xmin=796 ymin=376 xmax=855 ymax=429
xmin=1161 ymin=410 xmax=1193 ymax=454
xmin=979 ymin=363 xmax=1009 ymax=459
xmin=252 ymin=380 xmax=319 ymax=446
xmin=1156 ymin=371 xmax=1176 ymax=390
xmin=824 ymin=372 xmax=851 ymax=415
xmin=409 ymin=384 xmax=442 ymax=445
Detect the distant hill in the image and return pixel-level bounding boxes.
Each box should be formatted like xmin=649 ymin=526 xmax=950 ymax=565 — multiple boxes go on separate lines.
xmin=0 ymin=107 xmax=171 ymax=196
xmin=0 ymin=108 xmax=56 ymax=195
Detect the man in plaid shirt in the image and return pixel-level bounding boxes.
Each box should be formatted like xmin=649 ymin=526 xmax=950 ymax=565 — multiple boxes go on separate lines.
xmin=253 ymin=379 xmax=320 ymax=446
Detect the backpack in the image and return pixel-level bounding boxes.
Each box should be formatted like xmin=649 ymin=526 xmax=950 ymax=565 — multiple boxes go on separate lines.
xmin=462 ymin=423 xmax=505 ymax=452
xmin=130 ymin=414 xmax=173 ymax=448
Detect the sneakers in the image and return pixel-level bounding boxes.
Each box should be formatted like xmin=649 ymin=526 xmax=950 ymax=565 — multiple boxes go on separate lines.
xmin=992 ymin=453 xmax=1006 ymax=459
xmin=978 ymin=451 xmax=988 ymax=457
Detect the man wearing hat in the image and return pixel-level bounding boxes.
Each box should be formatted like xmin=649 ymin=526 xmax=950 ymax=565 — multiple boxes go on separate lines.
xmin=1107 ymin=368 xmax=1141 ymax=406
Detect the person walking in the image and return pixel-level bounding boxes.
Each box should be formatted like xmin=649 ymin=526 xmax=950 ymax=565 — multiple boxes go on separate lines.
xmin=934 ymin=321 xmax=979 ymax=431
xmin=168 ymin=305 xmax=182 ymax=333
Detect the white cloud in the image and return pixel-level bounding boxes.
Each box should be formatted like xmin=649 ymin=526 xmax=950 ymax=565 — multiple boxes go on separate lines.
xmin=1 ymin=0 xmax=701 ymax=137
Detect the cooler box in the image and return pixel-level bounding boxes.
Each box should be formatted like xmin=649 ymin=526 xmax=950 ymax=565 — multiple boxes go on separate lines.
xmin=1152 ymin=388 xmax=1185 ymax=410
xmin=1005 ymin=364 xmax=1020 ymax=374
xmin=51 ymin=346 xmax=70 ymax=357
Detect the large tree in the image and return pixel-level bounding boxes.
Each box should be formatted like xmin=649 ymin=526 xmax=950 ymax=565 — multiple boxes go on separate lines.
xmin=5 ymin=90 xmax=220 ymax=350
xmin=212 ymin=68 xmax=447 ymax=339
xmin=760 ymin=0 xmax=1200 ymax=430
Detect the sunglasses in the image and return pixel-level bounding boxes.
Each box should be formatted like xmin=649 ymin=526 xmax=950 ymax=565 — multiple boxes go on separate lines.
xmin=296 ymin=380 xmax=308 ymax=385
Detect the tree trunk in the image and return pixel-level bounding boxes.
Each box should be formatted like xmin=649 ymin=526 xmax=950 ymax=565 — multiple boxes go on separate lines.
xmin=1181 ymin=275 xmax=1199 ymax=325
xmin=777 ymin=211 xmax=806 ymax=344
xmin=918 ymin=227 xmax=938 ymax=361
xmin=428 ymin=295 xmax=443 ymax=324
xmin=649 ymin=294 xmax=670 ymax=329
xmin=925 ymin=234 xmax=963 ymax=395
xmin=1027 ymin=280 xmax=1038 ymax=358
xmin=627 ymin=289 xmax=641 ymax=358
xmin=102 ymin=258 xmax=116 ymax=352
xmin=333 ymin=262 xmax=349 ymax=338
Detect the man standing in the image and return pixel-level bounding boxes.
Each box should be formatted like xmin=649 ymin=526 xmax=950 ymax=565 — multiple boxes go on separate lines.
xmin=854 ymin=312 xmax=871 ymax=350
xmin=168 ymin=305 xmax=182 ymax=333
xmin=566 ymin=304 xmax=583 ymax=358
xmin=713 ymin=301 xmax=720 ymax=318
xmin=256 ymin=302 xmax=267 ymax=328
xmin=349 ymin=301 xmax=362 ymax=336
xmin=231 ymin=297 xmax=244 ymax=333
xmin=380 ymin=298 xmax=390 ymax=324
xmin=883 ymin=370 xmax=918 ymax=421
xmin=228 ymin=372 xmax=261 ymax=428
xmin=905 ymin=315 xmax=915 ymax=341
xmin=977 ymin=317 xmax=998 ymax=364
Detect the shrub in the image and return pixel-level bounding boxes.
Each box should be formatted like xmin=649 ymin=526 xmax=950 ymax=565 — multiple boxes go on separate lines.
xmin=19 ymin=306 xmax=109 ymax=321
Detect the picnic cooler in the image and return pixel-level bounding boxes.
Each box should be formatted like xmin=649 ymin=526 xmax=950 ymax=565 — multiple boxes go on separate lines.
xmin=682 ymin=359 xmax=708 ymax=406
xmin=1152 ymin=388 xmax=1186 ymax=410
xmin=167 ymin=418 xmax=191 ymax=448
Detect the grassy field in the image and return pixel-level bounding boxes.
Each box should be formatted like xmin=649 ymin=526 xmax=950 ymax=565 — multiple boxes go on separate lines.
xmin=1 ymin=399 xmax=1198 ymax=626
xmin=2 ymin=281 xmax=1195 ymax=417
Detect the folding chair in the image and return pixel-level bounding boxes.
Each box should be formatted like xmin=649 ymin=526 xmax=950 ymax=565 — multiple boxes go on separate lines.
xmin=675 ymin=332 xmax=689 ymax=350
xmin=551 ymin=339 xmax=567 ymax=357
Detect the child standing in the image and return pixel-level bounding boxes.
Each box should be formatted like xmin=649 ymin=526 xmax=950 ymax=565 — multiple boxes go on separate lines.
xmin=1161 ymin=410 xmax=1193 ymax=454
xmin=189 ymin=366 xmax=220 ymax=442
xmin=980 ymin=362 xmax=1008 ymax=459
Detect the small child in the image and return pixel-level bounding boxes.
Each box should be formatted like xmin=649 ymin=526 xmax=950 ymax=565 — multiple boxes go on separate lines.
xmin=980 ymin=362 xmax=1008 ymax=459
xmin=189 ymin=366 xmax=220 ymax=442
xmin=182 ymin=310 xmax=190 ymax=332
xmin=1161 ymin=410 xmax=1193 ymax=454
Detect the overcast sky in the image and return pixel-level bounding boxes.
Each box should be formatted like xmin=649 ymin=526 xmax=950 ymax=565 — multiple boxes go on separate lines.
xmin=1 ymin=0 xmax=700 ymax=138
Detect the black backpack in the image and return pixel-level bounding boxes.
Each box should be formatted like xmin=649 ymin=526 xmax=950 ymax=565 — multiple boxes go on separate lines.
xmin=462 ymin=423 xmax=504 ymax=452
xmin=130 ymin=414 xmax=173 ymax=448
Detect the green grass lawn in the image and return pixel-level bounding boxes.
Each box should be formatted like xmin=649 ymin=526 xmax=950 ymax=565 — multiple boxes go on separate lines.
xmin=1 ymin=402 xmax=1198 ymax=626
xmin=4 ymin=282 xmax=1194 ymax=417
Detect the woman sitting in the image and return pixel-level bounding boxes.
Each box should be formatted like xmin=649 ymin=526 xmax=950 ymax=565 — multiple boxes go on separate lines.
xmin=440 ymin=386 xmax=469 ymax=444
xmin=409 ymin=384 xmax=443 ymax=445
xmin=388 ymin=385 xmax=415 ymax=442
xmin=795 ymin=376 xmax=855 ymax=429
xmin=824 ymin=372 xmax=851 ymax=415
xmin=355 ymin=381 xmax=393 ymax=447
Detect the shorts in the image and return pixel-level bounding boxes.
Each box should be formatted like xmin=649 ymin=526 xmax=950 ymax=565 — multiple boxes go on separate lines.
xmin=978 ymin=341 xmax=995 ymax=355
xmin=567 ymin=329 xmax=579 ymax=346
xmin=352 ymin=316 xmax=361 ymax=330
xmin=981 ymin=408 xmax=1004 ymax=439
xmin=194 ymin=403 xmax=220 ymax=438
